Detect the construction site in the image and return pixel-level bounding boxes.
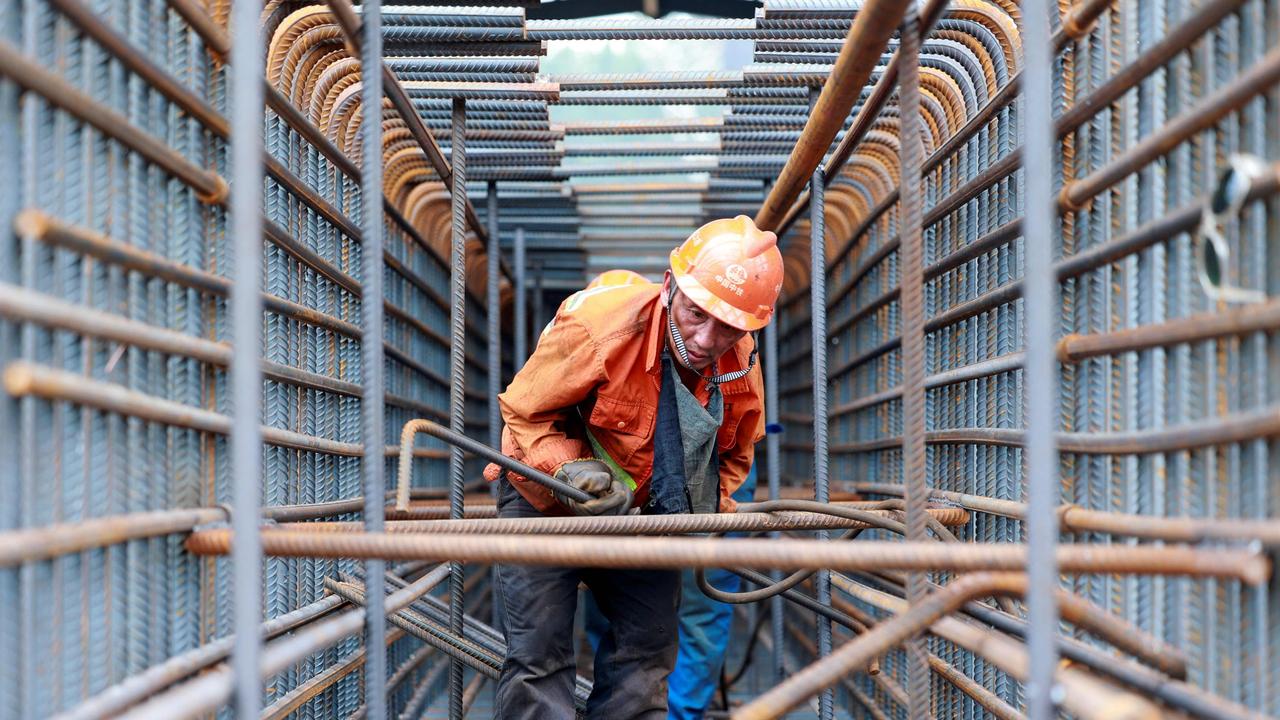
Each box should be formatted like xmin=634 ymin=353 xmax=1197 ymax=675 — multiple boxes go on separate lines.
xmin=2 ymin=0 xmax=1279 ymax=718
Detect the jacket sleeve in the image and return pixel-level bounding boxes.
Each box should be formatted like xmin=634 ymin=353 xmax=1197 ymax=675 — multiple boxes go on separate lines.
xmin=494 ymin=314 xmax=607 ymax=508
xmin=717 ymin=365 xmax=765 ymax=513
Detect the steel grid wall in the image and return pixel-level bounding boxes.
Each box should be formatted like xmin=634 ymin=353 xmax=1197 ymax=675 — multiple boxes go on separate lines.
xmin=0 ymin=0 xmax=502 ymax=716
xmin=1 ymin=0 xmax=1279 ymax=718
xmin=775 ymin=1 xmax=1280 ymax=717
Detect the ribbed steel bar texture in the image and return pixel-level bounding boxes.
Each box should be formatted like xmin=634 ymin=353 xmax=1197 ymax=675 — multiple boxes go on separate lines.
xmin=896 ymin=5 xmax=931 ymax=718
xmin=447 ymin=96 xmax=467 ymax=720
xmin=360 ymin=0 xmax=388 ymax=716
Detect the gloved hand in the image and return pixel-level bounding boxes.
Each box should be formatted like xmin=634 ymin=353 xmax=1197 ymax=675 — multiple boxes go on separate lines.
xmin=553 ymin=459 xmax=632 ymax=516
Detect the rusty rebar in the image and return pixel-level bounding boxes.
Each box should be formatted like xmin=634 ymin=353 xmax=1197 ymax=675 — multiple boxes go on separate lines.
xmin=854 ymin=482 xmax=1280 ymax=547
xmin=278 ymin=507 xmax=968 ymax=536
xmin=835 ymin=573 xmax=1270 ymax=720
xmin=736 ymin=571 xmax=1178 ymax=720
xmin=394 ymin=418 xmax=592 ymax=508
xmin=115 ymin=565 xmax=451 ymax=720
xmin=183 ymin=531 xmax=1270 ymax=584
xmin=753 ymin=0 xmax=907 ymax=230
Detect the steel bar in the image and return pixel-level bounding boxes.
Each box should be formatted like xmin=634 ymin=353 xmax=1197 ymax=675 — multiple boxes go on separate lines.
xmin=830 ymin=575 xmax=1171 ymax=720
xmin=0 ymin=39 xmax=226 ymax=203
xmin=359 ymin=0 xmax=389 ymax=716
xmin=526 ymin=17 xmax=837 ymax=40
xmin=805 ymin=82 xmax=833 ymax=720
xmin=894 ymin=4 xmax=931 ymax=718
xmin=486 ymin=180 xmax=503 ymax=632
xmin=324 ymin=580 xmax=501 ymax=678
xmin=0 ymin=283 xmax=361 ymax=398
xmin=259 ymin=629 xmax=406 ymax=720
xmin=767 ymin=0 xmax=947 ymax=238
xmin=115 ymin=565 xmax=450 ymax=720
xmin=853 ymin=483 xmax=1280 ymax=547
xmin=558 ymin=118 xmax=724 ymax=135
xmin=787 ymin=0 xmax=1248 ymax=303
xmin=3 ymin=362 xmax=364 ymax=456
xmin=445 ymin=95 xmax=470 ymax=720
xmin=922 ymin=654 xmax=1024 ymax=720
xmin=737 ymin=573 xmax=1142 ymax=720
xmin=1061 ymin=45 xmax=1280 ymax=211
xmin=275 ymin=507 xmax=969 ymax=535
xmin=227 ymin=0 xmax=266 ymax=714
xmin=52 ymin=595 xmax=348 ymax=720
xmin=1057 ymin=299 xmax=1280 ymax=362
xmin=184 ymin=532 xmax=1270 ymax=584
xmin=823 ymin=405 xmax=1280 ymax=456
xmin=19 ymin=186 xmax=499 ymax=383
xmin=324 ymin=0 xmax=511 ymax=283
xmin=0 ymin=509 xmax=225 ymax=568
xmin=404 ymin=81 xmax=559 ymax=101
xmin=395 ymin=419 xmax=590 ymax=508
xmin=1021 ymin=0 xmax=1061 ymax=717
xmin=764 ymin=268 xmax=785 ymax=684
xmin=809 ymin=158 xmax=1280 ymax=384
xmin=514 ymin=226 xmax=528 ymax=370
xmin=550 ymin=70 xmax=744 ymax=90
xmin=753 ymin=0 xmax=905 ymax=229
xmin=848 ymin=570 xmax=1265 ymax=720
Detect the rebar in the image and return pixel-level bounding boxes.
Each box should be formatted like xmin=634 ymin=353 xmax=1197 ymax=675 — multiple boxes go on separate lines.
xmin=754 ymin=0 xmax=906 ymax=229
xmin=184 ymin=531 xmax=1270 ymax=584
xmin=277 ymin=507 xmax=968 ymax=536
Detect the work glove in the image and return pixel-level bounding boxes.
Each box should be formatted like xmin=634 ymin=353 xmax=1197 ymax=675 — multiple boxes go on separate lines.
xmin=553 ymin=459 xmax=632 ymax=516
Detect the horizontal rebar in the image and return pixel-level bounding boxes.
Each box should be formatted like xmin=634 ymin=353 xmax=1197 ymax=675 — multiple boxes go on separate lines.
xmin=278 ymin=507 xmax=970 ymax=536
xmin=183 ymin=531 xmax=1271 ymax=584
xmin=854 ymin=483 xmax=1280 ymax=547
xmin=115 ymin=565 xmax=450 ymax=720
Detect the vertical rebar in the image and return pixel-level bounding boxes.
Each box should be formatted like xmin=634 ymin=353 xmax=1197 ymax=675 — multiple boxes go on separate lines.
xmin=764 ymin=299 xmax=784 ymax=684
xmin=532 ymin=259 xmax=544 ymax=339
xmin=513 ymin=226 xmax=527 ymax=370
xmin=897 ymin=4 xmax=931 ymax=718
xmin=808 ymin=84 xmax=833 ymax=720
xmin=486 ymin=181 xmax=503 ymax=632
xmin=229 ymin=0 xmax=264 ymax=713
xmin=1022 ymin=0 xmax=1062 ymax=716
xmin=447 ymin=96 xmax=468 ymax=720
xmin=360 ymin=0 xmax=387 ymax=716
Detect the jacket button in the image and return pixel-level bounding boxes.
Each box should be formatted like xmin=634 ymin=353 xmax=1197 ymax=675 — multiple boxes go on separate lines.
xmin=616 ymin=421 xmax=626 ymax=429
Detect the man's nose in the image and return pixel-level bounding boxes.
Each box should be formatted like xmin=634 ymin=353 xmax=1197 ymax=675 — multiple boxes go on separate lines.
xmin=691 ymin=323 xmax=717 ymax=350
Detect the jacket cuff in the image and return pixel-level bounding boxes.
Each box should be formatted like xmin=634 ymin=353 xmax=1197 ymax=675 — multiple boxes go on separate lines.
xmin=529 ymin=438 xmax=591 ymax=477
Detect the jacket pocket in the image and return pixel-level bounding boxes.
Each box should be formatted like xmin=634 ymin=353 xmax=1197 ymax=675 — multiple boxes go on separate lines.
xmin=588 ymin=394 xmax=655 ymax=439
xmin=587 ymin=395 xmax=656 ymax=468
xmin=717 ymin=409 xmax=742 ymax=450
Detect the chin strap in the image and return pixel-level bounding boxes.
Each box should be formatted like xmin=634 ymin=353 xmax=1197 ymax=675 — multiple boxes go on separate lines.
xmin=666 ymin=285 xmax=758 ymax=387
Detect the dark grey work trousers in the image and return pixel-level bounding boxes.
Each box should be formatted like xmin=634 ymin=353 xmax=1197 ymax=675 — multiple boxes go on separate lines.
xmin=493 ymin=477 xmax=681 ymax=720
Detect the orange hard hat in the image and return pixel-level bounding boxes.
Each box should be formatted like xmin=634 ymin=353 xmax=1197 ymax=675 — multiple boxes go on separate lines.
xmin=586 ymin=269 xmax=649 ymax=290
xmin=669 ymin=215 xmax=783 ymax=331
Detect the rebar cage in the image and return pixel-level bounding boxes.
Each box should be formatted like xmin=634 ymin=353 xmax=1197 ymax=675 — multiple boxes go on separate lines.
xmin=1 ymin=0 xmax=1278 ymax=718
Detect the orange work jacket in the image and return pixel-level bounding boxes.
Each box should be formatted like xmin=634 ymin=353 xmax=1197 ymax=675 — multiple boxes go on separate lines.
xmin=483 ymin=282 xmax=765 ymax=514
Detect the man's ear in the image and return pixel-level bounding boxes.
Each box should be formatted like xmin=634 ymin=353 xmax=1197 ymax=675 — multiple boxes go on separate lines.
xmin=660 ymin=271 xmax=672 ymax=308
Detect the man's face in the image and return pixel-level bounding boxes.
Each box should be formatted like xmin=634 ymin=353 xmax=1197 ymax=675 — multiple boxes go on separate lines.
xmin=663 ymin=273 xmax=747 ymax=371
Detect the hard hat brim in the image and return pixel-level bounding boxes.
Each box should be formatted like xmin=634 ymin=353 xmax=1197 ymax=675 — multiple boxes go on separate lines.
xmin=673 ymin=272 xmax=771 ymax=332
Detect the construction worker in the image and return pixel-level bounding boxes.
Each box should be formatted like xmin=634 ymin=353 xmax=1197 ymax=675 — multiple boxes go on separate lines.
xmin=484 ymin=215 xmax=783 ymax=719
